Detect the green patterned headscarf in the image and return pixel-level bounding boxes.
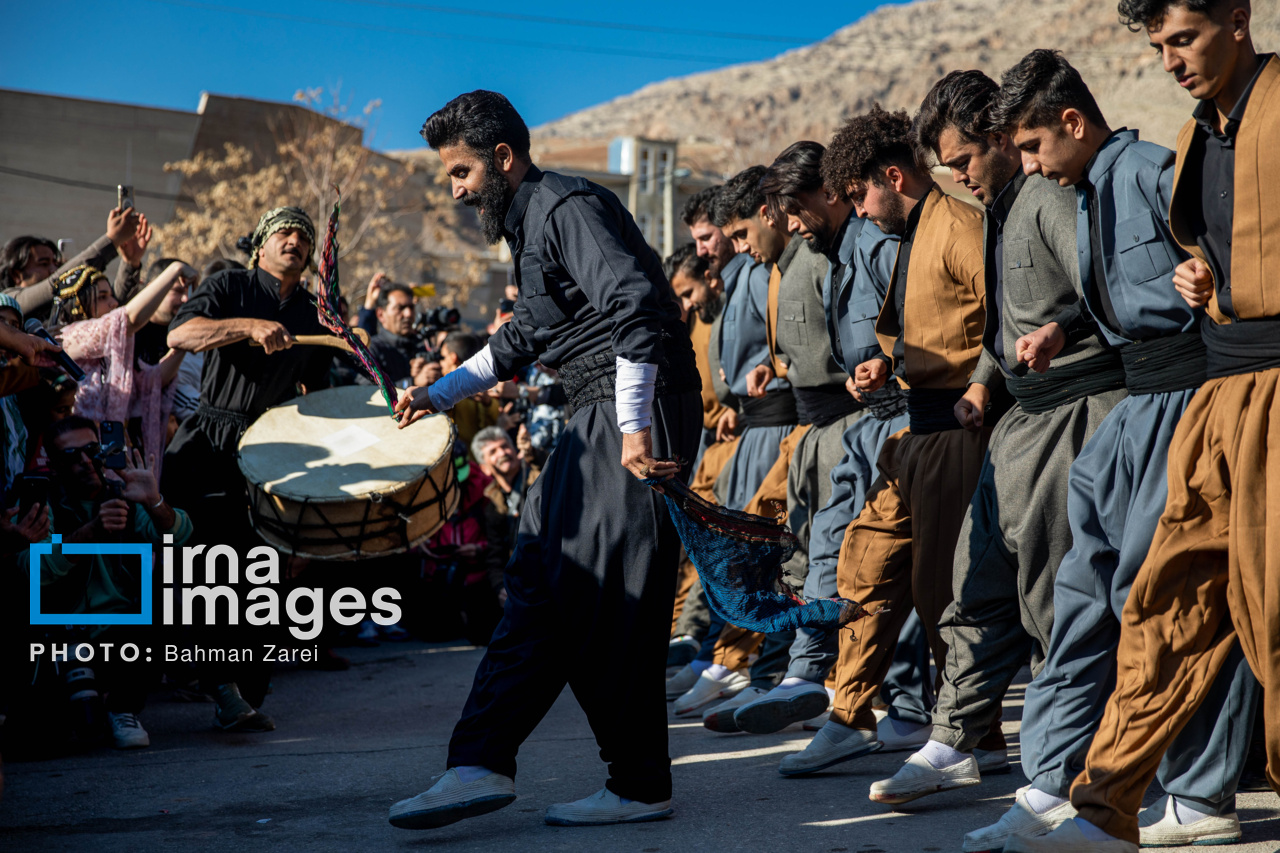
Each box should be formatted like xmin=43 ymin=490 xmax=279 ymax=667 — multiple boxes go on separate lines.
xmin=249 ymin=206 xmax=316 ymax=269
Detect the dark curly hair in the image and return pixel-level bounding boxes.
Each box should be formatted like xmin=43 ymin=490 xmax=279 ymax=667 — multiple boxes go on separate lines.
xmin=710 ymin=165 xmax=767 ymax=227
xmin=914 ymin=70 xmax=1000 ymax=164
xmin=821 ymin=104 xmax=924 ymax=201
xmin=421 ymin=90 xmax=531 ymax=161
xmin=680 ymin=185 xmax=722 ymax=227
xmin=663 ymin=242 xmax=709 ymax=284
xmin=988 ymin=50 xmax=1107 ymax=133
xmin=1117 ymin=0 xmax=1242 ymax=30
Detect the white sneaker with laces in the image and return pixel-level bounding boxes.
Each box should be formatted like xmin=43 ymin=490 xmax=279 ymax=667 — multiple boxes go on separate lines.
xmin=962 ymin=786 xmax=1077 ymax=852
xmin=665 ymin=664 xmax=700 ymax=700
xmin=544 ymin=788 xmax=672 ymax=826
xmin=1137 ymin=795 xmax=1241 ymax=847
xmin=109 ymin=712 xmax=150 ymax=749
xmin=777 ymin=722 xmax=881 ymax=776
xmin=869 ymin=752 xmax=981 ymax=804
xmin=733 ymin=680 xmax=832 ymax=734
xmin=702 ymin=686 xmax=768 ymax=733
xmin=875 ymin=716 xmax=933 ymax=753
xmin=388 ymin=768 xmax=516 ymax=829
xmin=1004 ymin=818 xmax=1138 ymax=852
xmin=673 ymin=669 xmax=750 ymax=716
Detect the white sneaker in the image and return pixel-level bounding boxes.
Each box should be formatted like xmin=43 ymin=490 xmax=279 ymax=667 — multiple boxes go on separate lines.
xmin=108 ymin=712 xmax=150 ymax=749
xmin=544 ymin=788 xmax=672 ymax=826
xmin=732 ymin=680 xmax=832 ymax=734
xmin=802 ymin=710 xmax=831 ymax=731
xmin=673 ymin=669 xmax=750 ymax=716
xmin=875 ymin=716 xmax=933 ymax=753
xmin=963 ymin=786 xmax=1077 ymax=852
xmin=975 ymin=746 xmax=1011 ymax=774
xmin=777 ymin=722 xmax=881 ymax=776
xmin=1005 ymin=818 xmax=1138 ymax=852
xmin=869 ymin=752 xmax=981 ymax=804
xmin=665 ymin=664 xmax=700 ymax=700
xmin=702 ymin=686 xmax=768 ymax=733
xmin=389 ymin=768 xmax=516 ymax=829
xmin=1138 ymin=795 xmax=1241 ymax=847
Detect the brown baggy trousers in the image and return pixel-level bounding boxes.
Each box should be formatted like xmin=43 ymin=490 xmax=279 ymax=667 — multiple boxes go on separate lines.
xmin=712 ymin=425 xmax=813 ymax=669
xmin=1071 ymin=370 xmax=1280 ymax=844
xmin=831 ymin=425 xmax=990 ymax=732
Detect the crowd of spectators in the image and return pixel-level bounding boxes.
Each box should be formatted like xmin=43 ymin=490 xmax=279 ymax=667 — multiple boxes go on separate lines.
xmin=0 ymin=203 xmax=568 ymax=758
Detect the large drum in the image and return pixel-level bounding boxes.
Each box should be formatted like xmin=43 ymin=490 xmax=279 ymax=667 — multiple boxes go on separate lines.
xmin=238 ymin=386 xmax=459 ymax=560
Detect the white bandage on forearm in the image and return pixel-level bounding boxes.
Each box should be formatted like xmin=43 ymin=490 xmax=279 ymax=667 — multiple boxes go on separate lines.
xmin=427 ymin=344 xmax=499 ymax=411
xmin=615 ymin=356 xmax=658 ymax=434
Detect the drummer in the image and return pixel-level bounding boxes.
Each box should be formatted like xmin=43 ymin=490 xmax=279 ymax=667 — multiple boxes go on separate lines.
xmin=391 ymin=91 xmax=702 ymax=830
xmin=161 ymin=205 xmax=335 ymax=732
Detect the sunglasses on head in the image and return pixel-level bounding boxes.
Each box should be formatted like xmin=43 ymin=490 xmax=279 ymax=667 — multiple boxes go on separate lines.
xmin=56 ymin=441 xmax=101 ymax=461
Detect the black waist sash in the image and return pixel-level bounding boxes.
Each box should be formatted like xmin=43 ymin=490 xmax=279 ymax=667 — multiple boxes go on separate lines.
xmin=558 ymin=342 xmax=701 ymax=411
xmin=793 ymin=384 xmax=864 ymax=428
xmin=906 ymin=388 xmax=966 ymax=434
xmin=1119 ymin=331 xmax=1207 ymax=394
xmin=865 ymin=384 xmax=909 ymax=422
xmin=739 ymin=390 xmax=799 ymax=429
xmin=1202 ymin=315 xmax=1280 ymax=379
xmin=1004 ymin=350 xmax=1127 ymax=415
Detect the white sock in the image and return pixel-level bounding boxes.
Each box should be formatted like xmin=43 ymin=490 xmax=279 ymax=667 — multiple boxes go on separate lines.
xmin=917 ymin=739 xmax=969 ymax=769
xmin=1024 ymin=787 xmax=1068 ymax=815
xmin=776 ymin=676 xmax=815 ymax=689
xmin=818 ymin=720 xmax=858 ymax=742
xmin=704 ymin=663 xmax=731 ymax=680
xmin=689 ymin=659 xmax=711 ymax=675
xmin=1172 ymin=797 xmax=1211 ymax=824
xmin=1072 ymin=817 xmax=1119 ymax=841
xmin=453 ymin=765 xmax=493 ymax=783
xmin=886 ymin=716 xmax=928 ymax=737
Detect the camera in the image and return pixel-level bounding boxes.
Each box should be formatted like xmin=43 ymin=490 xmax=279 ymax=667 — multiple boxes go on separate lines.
xmin=415 ymin=306 xmax=461 ymax=333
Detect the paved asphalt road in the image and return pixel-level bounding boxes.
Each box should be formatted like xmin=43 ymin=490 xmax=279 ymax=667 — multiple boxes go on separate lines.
xmin=3 ymin=640 xmax=1277 ymax=852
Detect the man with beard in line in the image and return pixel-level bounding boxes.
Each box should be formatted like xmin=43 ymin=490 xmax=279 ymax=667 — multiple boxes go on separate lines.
xmin=791 ymin=105 xmax=991 ymax=777
xmin=390 ymin=90 xmax=701 ymax=830
xmin=867 ymin=67 xmax=1126 ymax=811
xmin=763 ymin=142 xmax=937 ymax=774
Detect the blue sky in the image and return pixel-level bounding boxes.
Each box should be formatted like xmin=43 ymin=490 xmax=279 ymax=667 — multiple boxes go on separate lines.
xmin=0 ymin=0 xmax=884 ymax=152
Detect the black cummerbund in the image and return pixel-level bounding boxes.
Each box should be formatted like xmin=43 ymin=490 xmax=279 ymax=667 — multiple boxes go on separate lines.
xmin=739 ymin=390 xmax=799 ymax=428
xmin=1005 ymin=350 xmax=1127 ymax=415
xmin=558 ymin=341 xmax=702 ymax=411
xmin=865 ymin=384 xmax=909 ymax=422
xmin=793 ymin=384 xmax=864 ymax=428
xmin=1202 ymin=314 xmax=1280 ymax=379
xmin=907 ymin=387 xmax=966 ymax=434
xmin=1119 ymin=331 xmax=1207 ymax=394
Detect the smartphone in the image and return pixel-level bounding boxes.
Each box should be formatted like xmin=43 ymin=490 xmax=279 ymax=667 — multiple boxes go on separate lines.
xmin=117 ymin=185 xmax=134 ymax=212
xmin=99 ymin=421 xmax=127 ymax=470
xmin=57 ymin=238 xmax=74 ymax=259
xmin=14 ymin=474 xmax=50 ymax=517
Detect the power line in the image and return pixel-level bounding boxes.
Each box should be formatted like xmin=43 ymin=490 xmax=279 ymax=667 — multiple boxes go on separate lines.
xmin=326 ymin=0 xmax=812 ymax=45
xmin=0 ymin=164 xmax=192 ymax=202
xmin=142 ymin=0 xmax=757 ymax=65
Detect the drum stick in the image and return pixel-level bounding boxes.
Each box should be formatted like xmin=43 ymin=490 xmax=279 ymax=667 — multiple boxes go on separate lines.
xmin=249 ymin=328 xmax=370 ymax=353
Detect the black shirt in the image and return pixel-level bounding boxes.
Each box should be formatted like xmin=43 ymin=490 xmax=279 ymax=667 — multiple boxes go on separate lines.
xmin=169 ymin=266 xmax=334 ymax=420
xmin=882 ymin=199 xmax=926 ymax=382
xmin=134 ymin=321 xmax=170 ymax=367
xmin=361 ymin=327 xmax=420 ymax=386
xmin=487 ymin=166 xmax=686 ymax=376
xmin=1188 ymin=54 xmax=1272 ymax=319
xmin=825 ymin=211 xmax=855 ymax=369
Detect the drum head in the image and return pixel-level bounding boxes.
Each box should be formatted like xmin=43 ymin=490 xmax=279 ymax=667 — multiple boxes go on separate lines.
xmin=238 ymin=386 xmax=453 ymax=502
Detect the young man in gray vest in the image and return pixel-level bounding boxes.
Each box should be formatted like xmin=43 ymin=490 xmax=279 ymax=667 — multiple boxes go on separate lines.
xmin=867 ymin=69 xmax=1128 ymax=807
xmin=391 ymin=90 xmax=702 ymax=830
xmin=990 ymin=46 xmax=1262 ymax=853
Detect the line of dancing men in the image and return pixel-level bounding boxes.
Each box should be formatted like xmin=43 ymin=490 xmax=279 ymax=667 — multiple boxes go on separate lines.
xmin=662 ymin=2 xmax=1275 ymax=850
